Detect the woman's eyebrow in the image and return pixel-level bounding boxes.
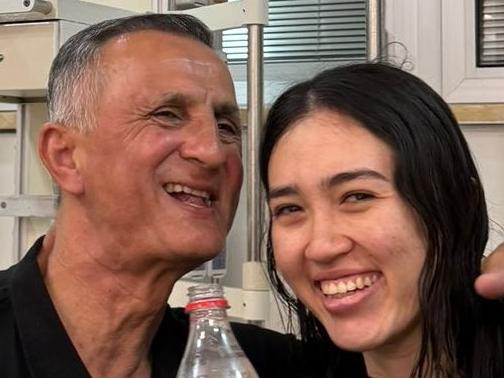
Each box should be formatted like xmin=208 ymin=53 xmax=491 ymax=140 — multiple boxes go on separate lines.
xmin=268 ymin=169 xmax=388 ymax=200
xmin=268 ymin=185 xmax=299 ymax=201
xmin=322 ymin=169 xmax=389 ymax=190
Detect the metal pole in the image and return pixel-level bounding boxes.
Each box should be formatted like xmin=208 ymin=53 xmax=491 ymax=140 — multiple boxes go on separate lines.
xmin=13 ymin=104 xmax=25 ymax=262
xmin=168 ymin=0 xmax=177 ymax=10
xmin=367 ymin=0 xmax=383 ymax=61
xmin=151 ymin=0 xmax=160 ymax=12
xmin=246 ymin=24 xmax=264 ymax=262
xmin=151 ymin=0 xmax=176 ymax=12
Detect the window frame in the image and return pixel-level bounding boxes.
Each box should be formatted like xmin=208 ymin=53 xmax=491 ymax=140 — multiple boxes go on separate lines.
xmin=441 ymin=0 xmax=504 ymax=102
xmin=475 ymin=0 xmax=504 ymax=68
xmin=225 ymin=0 xmax=368 ymax=106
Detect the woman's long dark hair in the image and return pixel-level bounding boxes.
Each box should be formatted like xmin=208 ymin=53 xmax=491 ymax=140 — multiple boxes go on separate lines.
xmin=259 ymin=63 xmax=504 ymax=377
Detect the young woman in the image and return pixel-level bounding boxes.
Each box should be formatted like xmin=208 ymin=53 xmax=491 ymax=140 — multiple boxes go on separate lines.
xmin=259 ymin=63 xmax=504 ymax=377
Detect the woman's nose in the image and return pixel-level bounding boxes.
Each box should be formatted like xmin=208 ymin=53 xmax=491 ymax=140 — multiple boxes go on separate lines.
xmin=304 ymin=214 xmax=353 ymax=263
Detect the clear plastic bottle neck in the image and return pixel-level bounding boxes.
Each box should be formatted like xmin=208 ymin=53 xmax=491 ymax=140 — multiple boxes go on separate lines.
xmin=186 ymin=282 xmax=226 ymax=303
xmin=176 ymin=283 xmax=259 ymax=378
xmin=185 ymin=283 xmax=230 ymax=318
xmin=189 ymin=307 xmax=228 ymax=321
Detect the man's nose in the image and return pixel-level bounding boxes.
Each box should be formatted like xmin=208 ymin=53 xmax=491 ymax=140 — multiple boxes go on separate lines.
xmin=179 ymin=117 xmax=226 ymax=168
xmin=304 ymin=213 xmax=353 ymax=263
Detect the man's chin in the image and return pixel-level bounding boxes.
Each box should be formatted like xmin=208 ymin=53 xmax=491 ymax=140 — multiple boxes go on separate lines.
xmin=172 ymin=252 xmax=221 ymax=278
xmin=169 ymin=243 xmax=224 ymax=263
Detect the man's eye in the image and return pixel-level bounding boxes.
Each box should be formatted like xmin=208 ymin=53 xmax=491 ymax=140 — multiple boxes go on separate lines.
xmin=217 ymin=119 xmax=241 ymax=142
xmin=343 ymin=192 xmax=374 ymax=203
xmin=153 ymin=110 xmax=182 ymax=124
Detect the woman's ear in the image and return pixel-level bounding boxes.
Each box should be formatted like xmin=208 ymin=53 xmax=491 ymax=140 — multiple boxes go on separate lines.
xmin=38 ymin=123 xmax=84 ymax=195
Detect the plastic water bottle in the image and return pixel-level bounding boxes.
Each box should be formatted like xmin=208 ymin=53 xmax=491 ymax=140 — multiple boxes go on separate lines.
xmin=176 ymin=283 xmax=259 ymax=378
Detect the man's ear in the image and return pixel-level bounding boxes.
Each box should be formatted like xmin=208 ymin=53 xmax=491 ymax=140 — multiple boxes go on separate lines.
xmin=38 ymin=122 xmax=84 ymax=195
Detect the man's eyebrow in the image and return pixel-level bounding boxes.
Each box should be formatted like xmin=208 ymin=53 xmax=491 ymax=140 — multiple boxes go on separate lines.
xmin=156 ymin=93 xmax=240 ymax=123
xmin=214 ymin=103 xmax=241 ymax=124
xmin=148 ymin=94 xmax=192 ymax=120
xmin=268 ymin=169 xmax=389 ymax=200
xmin=322 ymin=169 xmax=389 ymax=190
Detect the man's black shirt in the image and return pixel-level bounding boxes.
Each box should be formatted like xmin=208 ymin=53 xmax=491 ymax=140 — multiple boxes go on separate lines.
xmin=0 ymin=237 xmax=306 ymax=377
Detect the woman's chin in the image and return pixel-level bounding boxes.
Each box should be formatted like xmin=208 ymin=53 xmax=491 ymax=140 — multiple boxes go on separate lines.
xmin=327 ymin=330 xmax=383 ymax=352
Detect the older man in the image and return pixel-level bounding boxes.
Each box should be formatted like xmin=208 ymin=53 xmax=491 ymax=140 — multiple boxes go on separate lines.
xmin=1 ymin=12 xmax=504 ymax=378
xmin=0 ymin=14 xmax=302 ymax=378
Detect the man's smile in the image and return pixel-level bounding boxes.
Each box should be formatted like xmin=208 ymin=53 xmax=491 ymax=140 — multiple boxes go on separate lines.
xmin=164 ymin=183 xmax=213 ymax=208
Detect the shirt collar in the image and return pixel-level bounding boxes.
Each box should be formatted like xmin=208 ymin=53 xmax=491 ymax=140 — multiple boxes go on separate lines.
xmin=10 ymin=236 xmax=90 ymax=378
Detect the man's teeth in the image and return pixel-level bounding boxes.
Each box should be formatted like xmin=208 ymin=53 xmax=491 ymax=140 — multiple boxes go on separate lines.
xmin=320 ymin=274 xmax=378 ymax=295
xmin=164 ymin=183 xmax=212 ymax=205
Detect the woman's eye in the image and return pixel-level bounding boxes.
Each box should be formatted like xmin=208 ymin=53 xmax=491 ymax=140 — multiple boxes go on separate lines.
xmin=343 ymin=192 xmax=374 ymax=203
xmin=272 ymin=204 xmax=302 ymax=218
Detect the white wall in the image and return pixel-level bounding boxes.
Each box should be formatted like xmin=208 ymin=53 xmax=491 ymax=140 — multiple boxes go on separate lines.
xmin=0 ymin=132 xmax=16 ymax=270
xmin=463 ymin=126 xmax=504 ymax=252
xmin=82 ymin=0 xmax=151 ymax=12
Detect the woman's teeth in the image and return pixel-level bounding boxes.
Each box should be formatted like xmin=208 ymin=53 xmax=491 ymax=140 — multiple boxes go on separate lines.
xmin=320 ymin=274 xmax=378 ymax=295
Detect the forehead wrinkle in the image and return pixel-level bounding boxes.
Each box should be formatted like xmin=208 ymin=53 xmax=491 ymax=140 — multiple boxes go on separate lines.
xmin=156 ymin=92 xmax=194 ymax=108
xmin=157 ymin=57 xmax=223 ymax=78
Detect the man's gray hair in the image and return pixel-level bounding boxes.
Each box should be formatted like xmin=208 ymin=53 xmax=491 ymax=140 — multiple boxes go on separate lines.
xmin=47 ymin=13 xmax=213 ymax=132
